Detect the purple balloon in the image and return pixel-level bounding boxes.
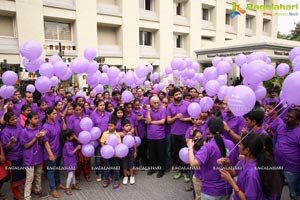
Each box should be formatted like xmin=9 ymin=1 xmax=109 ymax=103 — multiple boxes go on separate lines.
xmin=53 ymin=61 xmax=68 ymax=77
xmin=60 ymin=68 xmax=72 ymax=81
xmin=217 ymin=86 xmax=228 ymax=100
xmin=147 ymin=65 xmax=153 ymax=73
xmin=200 ymin=97 xmax=214 ymax=112
xmin=90 ymin=127 xmax=102 ymax=141
xmin=227 ymin=85 xmax=256 ymax=116
xmin=247 ymin=52 xmax=268 ymax=63
xmin=179 ymin=147 xmax=189 ymax=164
xmin=173 ymin=70 xmax=180 ymax=78
xmin=78 ymin=131 xmax=92 ymax=144
xmin=276 ymin=63 xmax=290 ymax=77
xmin=87 ymin=61 xmax=99 ymax=74
xmin=26 ymin=84 xmax=35 ymax=93
xmin=35 ymin=76 xmax=52 ymax=93
xmin=205 ymin=80 xmax=220 ymax=97
xmin=123 ymin=135 xmax=135 ymax=148
xmin=144 ymin=80 xmax=150 ymax=86
xmin=20 ymin=41 xmax=42 ymax=60
xmin=101 ymin=145 xmax=115 ymax=159
xmin=223 ymin=57 xmax=233 ymax=65
xmin=212 ymin=57 xmax=222 ymax=67
xmin=2 ymin=71 xmax=18 ymax=86
xmin=292 ymin=55 xmax=300 ymax=72
xmin=115 ymin=144 xmax=129 ymax=158
xmin=50 ymin=76 xmax=59 ymax=87
xmin=134 ymin=136 xmax=141 ymax=147
xmin=23 ymin=57 xmax=43 ymax=72
xmin=84 ymin=48 xmax=97 ymax=61
xmin=289 ymin=47 xmax=300 ymax=62
xmin=204 ymin=67 xmax=218 ymax=80
xmin=124 ymin=71 xmax=135 ymax=86
xmin=107 ymin=66 xmax=120 ymax=80
xmin=80 ymin=117 xmax=93 ymax=131
xmin=245 ymin=60 xmax=268 ymax=84
xmin=136 ymin=65 xmax=148 ymax=78
xmin=282 ymin=72 xmax=300 ymax=105
xmin=99 ymin=73 xmax=109 ymax=85
xmin=49 ymin=55 xmax=62 ymax=65
xmin=81 ymin=144 xmax=95 ymax=157
xmin=264 ymin=65 xmax=275 ymax=81
xmin=168 ymin=79 xmax=174 ymax=84
xmin=0 ymin=85 xmax=15 ymax=99
xmin=192 ymin=62 xmax=200 ymax=72
xmin=216 ymin=61 xmax=232 ymax=75
xmin=106 ymin=134 xmax=119 ymax=148
xmin=187 ymin=102 xmax=202 ymax=118
xmin=217 ymin=74 xmax=228 ymax=86
xmin=70 ymin=58 xmax=89 ymax=74
xmin=165 ymin=66 xmax=172 ymax=74
xmin=89 ymin=140 xmax=99 ymax=148
xmin=102 ymin=65 xmax=109 ymax=73
xmin=266 ymin=57 xmax=271 ymax=64
xmin=254 ymin=86 xmax=267 ymax=101
xmin=86 ymin=73 xmax=99 ymax=86
xmin=235 ymin=54 xmax=247 ymax=67
xmin=39 ymin=63 xmax=54 ymax=78
xmin=94 ymin=84 xmax=104 ymax=95
xmin=121 ymin=90 xmax=133 ymax=103
xmin=171 ymin=58 xmax=184 ymax=70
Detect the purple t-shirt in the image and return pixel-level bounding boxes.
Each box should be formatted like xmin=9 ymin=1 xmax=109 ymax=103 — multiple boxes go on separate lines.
xmin=235 ymin=158 xmax=265 ymax=200
xmin=274 ymin=125 xmax=300 ymax=172
xmin=167 ymin=100 xmax=191 ymax=135
xmin=67 ymin=114 xmax=87 ymax=137
xmin=21 ymin=127 xmax=44 ymax=166
xmin=147 ymin=107 xmax=166 ymax=140
xmin=248 ymin=127 xmax=268 ymax=135
xmin=42 ymin=120 xmax=62 ymax=160
xmin=12 ymin=99 xmax=24 ymax=115
xmin=185 ymin=126 xmax=202 ymax=140
xmin=41 ymin=93 xmax=56 ymax=108
xmin=110 ymin=99 xmax=120 ymax=108
xmin=264 ymin=117 xmax=284 ymax=136
xmin=1 ymin=125 xmax=23 ymax=160
xmin=223 ymin=115 xmax=245 ymax=142
xmin=195 ymin=138 xmax=238 ymax=196
xmin=126 ymin=112 xmax=138 ymax=129
xmin=55 ymin=95 xmax=63 ymax=103
xmin=90 ymin=111 xmax=110 ymax=136
xmin=264 ymin=97 xmax=279 ymax=106
xmin=133 ymin=109 xmax=147 ymax=138
xmin=138 ymin=96 xmax=149 ymax=107
xmin=63 ymin=141 xmax=77 ymax=172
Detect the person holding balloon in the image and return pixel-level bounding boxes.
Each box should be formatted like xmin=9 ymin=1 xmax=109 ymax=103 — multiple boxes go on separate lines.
xmin=100 ymin=119 xmax=122 ymax=189
xmin=242 ymin=107 xmax=268 ymax=135
xmin=120 ymin=119 xmax=137 ymax=185
xmin=61 ymin=129 xmax=81 ymax=195
xmin=0 ymin=98 xmax=14 ymax=125
xmin=111 ymin=106 xmax=126 ymax=132
xmin=42 ymin=107 xmax=67 ymax=198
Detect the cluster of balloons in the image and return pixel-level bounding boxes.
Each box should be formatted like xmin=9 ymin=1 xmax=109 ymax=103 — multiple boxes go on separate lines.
xmin=78 ymin=117 xmax=102 ymax=157
xmin=100 ymin=134 xmax=141 ymax=159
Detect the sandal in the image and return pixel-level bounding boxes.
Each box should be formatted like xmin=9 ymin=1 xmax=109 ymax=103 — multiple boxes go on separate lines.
xmin=102 ymin=180 xmax=110 ymax=188
xmin=185 ymin=186 xmax=193 ymax=191
xmin=65 ymin=188 xmax=72 ymax=196
xmin=113 ymin=181 xmax=120 ymax=189
xmin=72 ymin=184 xmax=80 ymax=190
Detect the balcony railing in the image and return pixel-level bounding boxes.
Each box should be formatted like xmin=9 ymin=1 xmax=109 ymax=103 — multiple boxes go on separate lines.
xmin=43 ymin=0 xmax=76 ymax=10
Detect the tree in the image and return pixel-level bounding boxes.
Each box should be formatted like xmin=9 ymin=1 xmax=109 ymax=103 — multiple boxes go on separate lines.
xmin=290 ymin=21 xmax=300 ymax=41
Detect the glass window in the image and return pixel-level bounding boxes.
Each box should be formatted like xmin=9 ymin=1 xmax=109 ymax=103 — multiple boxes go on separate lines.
xmin=0 ymin=15 xmax=14 ymax=37
xmin=139 ymin=31 xmax=152 ymax=46
xmin=176 ymin=35 xmax=182 ymax=48
xmin=225 ymin=14 xmax=231 ymax=25
xmin=140 ymin=0 xmax=151 ymax=10
xmin=176 ymin=3 xmax=182 ymax=15
xmin=202 ymin=8 xmax=209 ymax=21
xmin=44 ymin=21 xmax=72 ymax=41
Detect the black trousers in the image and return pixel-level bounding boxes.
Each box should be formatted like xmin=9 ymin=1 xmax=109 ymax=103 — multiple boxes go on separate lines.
xmin=148 ymin=138 xmax=166 ymax=172
xmin=137 ymin=137 xmax=148 ymax=166
xmin=171 ymin=134 xmax=187 ymax=169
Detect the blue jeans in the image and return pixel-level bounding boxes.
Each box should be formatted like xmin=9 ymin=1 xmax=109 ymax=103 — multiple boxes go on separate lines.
xmin=283 ymin=171 xmax=300 ymax=200
xmin=95 ymin=146 xmax=103 ymax=176
xmin=165 ymin=134 xmax=171 ymax=169
xmin=103 ymin=157 xmax=120 ymax=181
xmin=46 ymin=157 xmax=62 ymax=191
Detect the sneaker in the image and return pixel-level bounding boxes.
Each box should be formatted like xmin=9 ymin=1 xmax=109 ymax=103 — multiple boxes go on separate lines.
xmin=96 ymin=175 xmax=102 ymax=182
xmin=183 ymin=173 xmax=190 ymax=183
xmin=147 ymin=170 xmax=157 ymax=176
xmin=173 ymin=172 xmax=182 ymax=180
xmin=123 ymin=177 xmax=128 ymax=185
xmin=157 ymin=171 xmax=164 ymax=178
xmin=129 ymin=176 xmax=135 ymax=184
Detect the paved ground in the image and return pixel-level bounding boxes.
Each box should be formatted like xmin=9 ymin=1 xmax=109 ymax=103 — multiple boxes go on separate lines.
xmin=2 ymin=168 xmax=290 ymax=200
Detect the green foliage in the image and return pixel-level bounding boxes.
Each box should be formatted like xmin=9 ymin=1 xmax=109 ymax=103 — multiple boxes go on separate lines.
xmin=277 ymin=22 xmax=300 ymax=42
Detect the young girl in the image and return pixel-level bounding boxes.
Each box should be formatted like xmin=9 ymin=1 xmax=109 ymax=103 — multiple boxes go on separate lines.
xmin=21 ymin=112 xmax=48 ymax=200
xmin=54 ymin=101 xmax=64 ymax=122
xmin=19 ymin=104 xmax=32 ymax=128
xmin=105 ymin=102 xmax=114 ymax=114
xmin=61 ymin=129 xmax=81 ymax=195
xmin=42 ymin=107 xmax=67 ymax=198
xmin=0 ymin=98 xmax=14 ymax=125
xmin=1 ymin=112 xmax=26 ymax=200
xmin=111 ymin=106 xmax=126 ymax=132
xmin=123 ymin=103 xmax=138 ymax=136
xmin=37 ymin=100 xmax=47 ymax=128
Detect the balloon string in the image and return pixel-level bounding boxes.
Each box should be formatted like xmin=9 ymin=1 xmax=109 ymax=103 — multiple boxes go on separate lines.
xmin=263 ymin=100 xmax=287 ymax=122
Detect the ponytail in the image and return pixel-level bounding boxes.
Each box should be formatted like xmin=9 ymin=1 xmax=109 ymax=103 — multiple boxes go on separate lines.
xmin=215 ymin=133 xmax=226 ymax=157
xmin=208 ymin=117 xmax=226 ymax=157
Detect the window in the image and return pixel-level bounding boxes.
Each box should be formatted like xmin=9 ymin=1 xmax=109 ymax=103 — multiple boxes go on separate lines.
xmin=246 ymin=18 xmax=252 ymax=28
xmin=44 ymin=21 xmax=72 ymax=41
xmin=139 ymin=31 xmax=152 ymax=46
xmin=0 ymin=15 xmax=14 ymax=37
xmin=176 ymin=3 xmax=182 ymax=16
xmin=202 ymin=8 xmax=209 ymax=21
xmin=225 ymin=14 xmax=231 ymax=25
xmin=140 ymin=0 xmax=151 ymax=10
xmin=176 ymin=35 xmax=183 ymax=48
xmin=263 ymin=20 xmax=270 ymax=32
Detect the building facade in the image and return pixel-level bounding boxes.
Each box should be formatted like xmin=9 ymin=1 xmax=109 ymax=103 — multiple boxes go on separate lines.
xmin=0 ymin=0 xmax=278 ymax=88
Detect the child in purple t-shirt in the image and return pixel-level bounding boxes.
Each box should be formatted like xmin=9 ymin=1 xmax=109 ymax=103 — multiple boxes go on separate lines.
xmin=121 ymin=120 xmax=137 ymax=185
xmin=62 ymin=129 xmax=81 ymax=195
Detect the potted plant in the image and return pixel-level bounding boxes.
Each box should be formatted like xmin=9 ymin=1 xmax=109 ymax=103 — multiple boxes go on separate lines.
xmin=62 ymin=45 xmax=66 ymax=50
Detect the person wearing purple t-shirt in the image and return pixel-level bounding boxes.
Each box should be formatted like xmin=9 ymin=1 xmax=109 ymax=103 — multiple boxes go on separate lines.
xmin=264 ymin=89 xmax=279 ymax=106
xmin=37 ymin=100 xmax=47 ymax=128
xmin=263 ymin=102 xmax=284 ymax=139
xmin=1 ymin=112 xmax=26 ymax=199
xmin=15 ymin=92 xmax=39 ymax=115
xmin=0 ymin=98 xmax=14 ymax=125
xmin=188 ymin=117 xmax=238 ymax=199
xmin=124 ymin=103 xmax=138 ymax=136
xmin=219 ymin=134 xmax=281 ymax=200
xmin=62 ymin=129 xmax=81 ymax=195
xmin=242 ymin=107 xmax=268 ymax=135
xmin=54 ymin=87 xmax=65 ymax=104
xmin=111 ymin=90 xmax=121 ymax=108
xmin=42 ymin=107 xmax=67 ymax=198
xmin=21 ymin=112 xmax=48 ymax=199
xmin=90 ymin=100 xmax=110 ymax=182
xmin=111 ymin=106 xmax=126 ymax=132
xmin=188 ymin=87 xmax=200 ymax=103
xmin=185 ymin=116 xmax=203 ymax=142
xmin=146 ymin=96 xmax=166 ymax=178
xmin=41 ymin=88 xmax=56 ymax=108
xmin=223 ymin=106 xmax=245 ymax=143
xmin=137 ymin=88 xmax=149 ymax=108
xmin=167 ymin=87 xmax=192 ymax=181
xmin=274 ymin=108 xmax=300 ymax=200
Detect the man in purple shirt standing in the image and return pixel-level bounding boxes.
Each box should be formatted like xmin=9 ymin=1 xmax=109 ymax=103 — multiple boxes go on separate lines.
xmin=242 ymin=107 xmax=268 ymax=135
xmin=264 ymin=89 xmax=279 ymax=106
xmin=167 ymin=87 xmax=191 ymax=181
xmin=14 ymin=92 xmax=39 ymax=115
xmin=188 ymin=87 xmax=200 ymax=103
xmin=223 ymin=106 xmax=245 ymax=143
xmin=54 ymin=87 xmax=65 ymax=103
xmin=137 ymin=88 xmax=149 ymax=108
xmin=111 ymin=91 xmax=121 ymax=108
xmin=41 ymin=87 xmax=56 ymax=108
xmin=274 ymin=108 xmax=300 ymax=200
xmin=146 ymin=96 xmax=166 ymax=178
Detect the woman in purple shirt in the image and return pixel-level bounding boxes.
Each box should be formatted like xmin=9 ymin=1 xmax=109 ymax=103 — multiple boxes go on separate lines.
xmin=188 ymin=117 xmax=238 ymax=199
xmin=0 ymin=98 xmax=14 ymax=125
xmin=1 ymin=112 xmax=26 ymax=199
xmin=111 ymin=106 xmax=126 ymax=132
xmin=219 ymin=134 xmax=281 ymax=200
xmin=42 ymin=107 xmax=66 ymax=198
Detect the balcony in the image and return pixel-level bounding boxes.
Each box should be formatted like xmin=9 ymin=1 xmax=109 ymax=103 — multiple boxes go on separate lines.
xmin=245 ymin=28 xmax=255 ymax=37
xmin=174 ymin=48 xmax=188 ymax=58
xmin=97 ymin=3 xmax=122 ymax=17
xmin=139 ymin=10 xmax=159 ymax=22
xmin=201 ymin=20 xmax=215 ymax=30
xmin=43 ymin=0 xmax=76 ymax=10
xmin=139 ymin=46 xmax=159 ymax=58
xmin=44 ymin=41 xmax=77 ymax=57
xmin=174 ymin=15 xmax=189 ymax=27
xmin=98 ymin=45 xmax=122 ymax=57
xmin=0 ymin=37 xmax=19 ymax=54
xmin=225 ymin=25 xmax=237 ymax=34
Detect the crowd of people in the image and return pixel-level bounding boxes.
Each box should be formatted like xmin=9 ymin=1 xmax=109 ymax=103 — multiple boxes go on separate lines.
xmin=0 ymin=83 xmax=299 ymax=200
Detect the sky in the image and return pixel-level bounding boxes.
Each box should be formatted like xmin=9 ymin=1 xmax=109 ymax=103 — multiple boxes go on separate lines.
xmin=277 ymin=0 xmax=300 ymax=34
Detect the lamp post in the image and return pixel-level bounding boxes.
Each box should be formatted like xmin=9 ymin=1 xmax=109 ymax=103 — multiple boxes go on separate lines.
xmin=58 ymin=42 xmax=64 ymax=58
